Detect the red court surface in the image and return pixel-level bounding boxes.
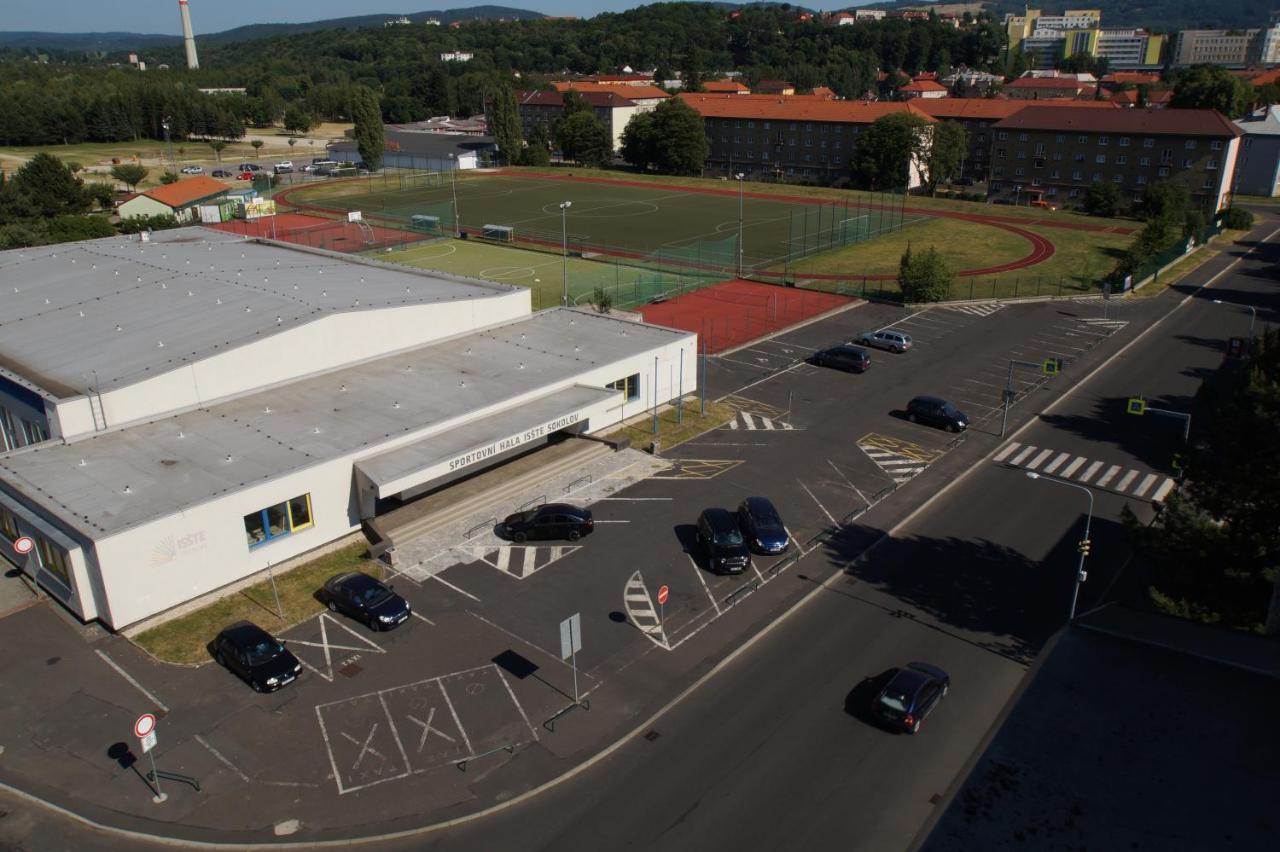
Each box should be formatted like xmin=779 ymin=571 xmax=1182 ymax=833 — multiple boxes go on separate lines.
xmin=211 ymin=213 xmax=415 ymax=252
xmin=638 ymin=279 xmax=857 ymax=354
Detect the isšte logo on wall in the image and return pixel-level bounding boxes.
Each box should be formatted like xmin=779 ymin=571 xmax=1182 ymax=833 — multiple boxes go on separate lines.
xmin=151 ymin=530 xmax=209 ymax=566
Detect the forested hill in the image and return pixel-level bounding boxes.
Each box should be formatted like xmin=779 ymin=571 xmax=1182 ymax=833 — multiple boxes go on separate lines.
xmin=0 ymin=6 xmax=544 ymax=53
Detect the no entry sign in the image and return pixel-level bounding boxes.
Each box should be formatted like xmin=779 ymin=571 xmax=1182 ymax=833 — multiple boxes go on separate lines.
xmin=134 ymin=713 xmax=157 ymax=739
xmin=13 ymin=536 xmax=33 ymax=555
xmin=657 ymin=585 xmax=670 ymax=605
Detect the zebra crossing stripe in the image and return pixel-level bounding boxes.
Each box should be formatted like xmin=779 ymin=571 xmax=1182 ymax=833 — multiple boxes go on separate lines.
xmin=1097 ymin=465 xmax=1122 ymax=487
xmin=1152 ymin=479 xmax=1176 ymax=502
xmin=1011 ymin=446 xmax=1037 ymax=465
xmin=1078 ymin=461 xmax=1103 ymax=483
xmin=1025 ymin=449 xmax=1054 ymax=470
xmin=1043 ymin=452 xmax=1071 ymax=474
xmin=1115 ymin=469 xmax=1139 ymax=492
xmin=1133 ymin=473 xmax=1159 ymax=498
xmin=1060 ymin=456 xmax=1086 ymax=478
xmin=993 ymin=441 xmax=1021 ymax=463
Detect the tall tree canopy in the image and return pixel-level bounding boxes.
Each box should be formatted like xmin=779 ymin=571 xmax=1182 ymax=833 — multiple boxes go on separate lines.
xmin=350 ymin=86 xmax=384 ymax=170
xmin=854 ymin=113 xmax=931 ymax=191
xmin=1170 ymin=64 xmax=1253 ymax=117
xmin=619 ymin=98 xmax=709 ymax=175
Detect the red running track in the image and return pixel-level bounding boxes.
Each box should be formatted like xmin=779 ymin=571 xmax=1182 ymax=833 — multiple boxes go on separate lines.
xmin=638 ymin=279 xmax=857 ymax=354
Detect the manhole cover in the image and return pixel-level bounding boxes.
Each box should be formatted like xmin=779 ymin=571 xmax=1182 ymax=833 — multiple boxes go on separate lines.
xmin=339 ymin=663 xmax=363 ymax=679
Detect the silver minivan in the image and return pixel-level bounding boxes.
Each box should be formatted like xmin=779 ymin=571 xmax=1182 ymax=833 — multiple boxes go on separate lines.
xmin=857 ymin=329 xmax=913 ymax=353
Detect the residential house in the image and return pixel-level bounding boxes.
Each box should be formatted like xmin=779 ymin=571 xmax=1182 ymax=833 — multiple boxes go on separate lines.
xmin=1004 ymin=76 xmax=1095 ymax=99
xmin=754 ymin=80 xmax=796 ymax=96
xmin=517 ymin=89 xmax=652 ymax=153
xmin=703 ymin=79 xmax=750 ymax=94
xmin=1233 ymin=106 xmax=1280 ymax=196
xmin=899 ymin=80 xmax=949 ymax=99
xmin=116 ymin=176 xmax=229 ymax=223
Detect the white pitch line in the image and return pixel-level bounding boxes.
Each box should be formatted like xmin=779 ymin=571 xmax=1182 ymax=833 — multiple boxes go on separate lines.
xmin=1078 ymin=460 xmax=1104 ymax=483
xmin=94 ymin=650 xmax=169 ymax=713
xmin=685 ymin=553 xmax=723 ymax=616
xmin=992 ymin=442 xmax=1021 ymax=463
xmin=799 ymin=479 xmax=838 ymax=528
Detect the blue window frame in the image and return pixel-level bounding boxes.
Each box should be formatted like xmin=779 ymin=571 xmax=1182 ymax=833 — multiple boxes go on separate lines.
xmin=244 ymin=494 xmax=314 ymax=549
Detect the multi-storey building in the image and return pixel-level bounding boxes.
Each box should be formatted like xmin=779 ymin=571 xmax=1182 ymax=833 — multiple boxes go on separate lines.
xmin=1232 ymin=106 xmax=1280 ymax=197
xmin=1007 ymin=8 xmax=1165 ymax=69
xmin=678 ymin=94 xmax=932 ymax=186
xmin=517 ymin=89 xmax=654 ymax=153
xmin=986 ymin=107 xmax=1241 ymax=212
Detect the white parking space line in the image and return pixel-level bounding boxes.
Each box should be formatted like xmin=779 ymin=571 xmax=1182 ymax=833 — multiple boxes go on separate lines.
xmin=1043 ymin=452 xmax=1071 ymax=474
xmin=437 ymin=681 xmax=474 ymax=756
xmin=598 ymin=497 xmax=672 ymax=501
xmin=1097 ymin=465 xmax=1122 ymax=487
xmin=719 ymin=355 xmax=776 ymax=371
xmin=429 ymin=571 xmax=480 ymax=602
xmin=1133 ymin=473 xmax=1159 ymax=497
xmin=95 ymin=650 xmax=170 ymax=713
xmin=411 ymin=611 xmax=435 ymax=626
xmin=1078 ymin=461 xmax=1104 ymax=483
xmin=799 ymin=479 xmax=838 ymax=528
xmin=1031 ymin=338 xmax=1089 ymax=353
xmin=1024 ymin=449 xmax=1055 ymax=470
xmin=1115 ymin=469 xmax=1140 ymax=492
xmin=993 ymin=442 xmax=1022 ymax=463
xmin=686 ymin=553 xmax=723 ymax=616
xmin=494 ymin=667 xmax=540 ymax=742
xmin=1010 ymin=445 xmax=1037 ymax=465
xmin=194 ymin=734 xmax=251 ymax=783
xmin=1152 ymin=479 xmax=1176 ymax=502
xmin=1060 ymin=456 xmax=1087 ymax=478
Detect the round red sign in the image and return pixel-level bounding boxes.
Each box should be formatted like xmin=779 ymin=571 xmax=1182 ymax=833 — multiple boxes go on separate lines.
xmin=657 ymin=585 xmax=670 ymax=605
xmin=134 ymin=713 xmax=157 ymax=739
xmin=12 ymin=536 xmax=33 ymax=555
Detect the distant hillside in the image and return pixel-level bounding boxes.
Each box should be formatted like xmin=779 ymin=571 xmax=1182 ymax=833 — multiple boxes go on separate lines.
xmin=873 ymin=0 xmax=1273 ymax=30
xmin=0 ymin=6 xmax=543 ymax=53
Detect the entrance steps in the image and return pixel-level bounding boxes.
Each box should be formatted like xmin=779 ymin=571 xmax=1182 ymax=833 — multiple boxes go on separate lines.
xmin=368 ymin=437 xmax=613 ymax=551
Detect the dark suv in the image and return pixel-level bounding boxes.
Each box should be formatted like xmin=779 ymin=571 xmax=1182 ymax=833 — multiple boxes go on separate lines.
xmin=812 ymin=344 xmax=871 ymax=373
xmin=736 ymin=497 xmax=789 ymax=555
xmin=695 ymin=508 xmax=751 ymax=574
xmin=906 ymin=395 xmax=968 ymax=432
xmin=871 ymin=662 xmax=950 ymax=734
xmin=212 ymin=621 xmax=302 ymax=693
xmin=321 ymin=571 xmax=411 ymax=631
xmin=501 ymin=503 xmax=594 ymax=542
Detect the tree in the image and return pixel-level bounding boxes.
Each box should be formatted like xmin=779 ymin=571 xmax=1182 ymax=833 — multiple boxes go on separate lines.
xmin=522 ymin=122 xmax=552 ymax=166
xmin=853 ymin=113 xmax=931 ymax=191
xmin=12 ymin=153 xmax=90 ymax=217
xmin=1084 ymin=180 xmax=1123 ymax=217
xmin=1170 ymin=64 xmax=1252 ymax=117
xmin=591 ymin=286 xmax=614 ymax=314
xmin=1134 ymin=178 xmax=1191 ymax=224
xmin=897 ymin=245 xmax=954 ymax=302
xmin=922 ymin=120 xmax=967 ymax=194
xmin=620 ymin=110 xmax=657 ymax=170
xmin=350 ymin=86 xmax=385 ymax=171
xmin=488 ymin=84 xmax=522 ymax=166
xmin=110 ymin=163 xmax=149 ymax=192
xmin=283 ymin=105 xmax=316 ymax=136
xmin=208 ymin=140 xmax=227 ymax=162
xmin=1223 ymin=207 xmax=1255 ymax=230
xmin=622 ymin=99 xmax=709 ymax=175
xmin=250 ymin=139 xmax=264 ymax=158
xmin=159 ymin=171 xmax=180 ymax=185
xmin=556 ymin=111 xmax=612 ymax=167
xmin=86 ymin=182 xmax=116 ymax=210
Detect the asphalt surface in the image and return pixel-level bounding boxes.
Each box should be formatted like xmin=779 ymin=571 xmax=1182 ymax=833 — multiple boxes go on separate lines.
xmin=0 ymin=218 xmax=1275 ymax=850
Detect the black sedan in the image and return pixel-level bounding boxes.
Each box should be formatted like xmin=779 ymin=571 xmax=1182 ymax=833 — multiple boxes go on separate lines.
xmin=212 ymin=621 xmax=302 ymax=693
xmin=871 ymin=662 xmax=950 ymax=734
xmin=737 ymin=496 xmax=790 ymax=555
xmin=321 ymin=571 xmax=411 ymax=630
xmin=906 ymin=395 xmax=968 ymax=433
xmin=501 ymin=503 xmax=594 ymax=542
xmin=811 ymin=344 xmax=871 ymax=373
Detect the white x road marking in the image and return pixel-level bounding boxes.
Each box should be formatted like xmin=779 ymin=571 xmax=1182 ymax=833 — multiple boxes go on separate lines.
xmin=406 ymin=707 xmax=455 ymax=753
xmin=342 ymin=725 xmax=384 ymax=770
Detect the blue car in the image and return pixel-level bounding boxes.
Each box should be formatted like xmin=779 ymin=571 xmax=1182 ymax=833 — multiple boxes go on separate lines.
xmin=872 ymin=662 xmax=950 ymax=734
xmin=736 ymin=496 xmax=790 ymax=555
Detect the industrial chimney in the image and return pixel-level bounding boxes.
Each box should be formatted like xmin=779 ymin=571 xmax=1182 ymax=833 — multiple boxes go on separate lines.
xmin=179 ymin=0 xmax=199 ymax=69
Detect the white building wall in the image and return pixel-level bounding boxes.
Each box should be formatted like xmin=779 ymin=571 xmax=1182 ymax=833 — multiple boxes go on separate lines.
xmin=1217 ymin=137 xmax=1242 ymax=212
xmin=117 ymin=195 xmax=178 ymax=221
xmin=53 ymin=288 xmax=531 ymax=437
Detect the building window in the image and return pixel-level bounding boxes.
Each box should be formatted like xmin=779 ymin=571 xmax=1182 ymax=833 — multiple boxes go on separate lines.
xmin=34 ymin=533 xmax=70 ymax=587
xmin=0 ymin=507 xmax=17 ymax=541
xmin=1184 ymin=139 xmax=1196 ymax=149
xmin=1160 ymin=149 xmax=1173 ymax=164
xmin=1095 ymin=154 xmax=1106 ymax=164
xmin=1074 ymin=153 xmax=1085 ymax=162
xmin=1203 ymin=177 xmax=1214 ymax=188
xmin=1098 ymin=136 xmax=1109 ymax=146
xmin=993 ymin=168 xmax=1004 ymax=177
xmin=997 ymin=132 xmax=1008 ymax=141
xmin=1050 ymin=169 xmax=1061 ymax=179
xmin=0 ymin=408 xmax=17 ymax=451
xmin=1158 ymin=167 xmax=1170 ymax=176
xmin=1053 ymin=151 xmax=1063 ymax=161
xmin=1078 ymin=135 xmax=1088 ymax=144
xmin=1031 ymin=178 xmax=1041 ymax=187
xmin=990 ymin=182 xmax=1001 ymax=192
xmin=1055 ymin=134 xmax=1065 ymax=143
xmin=1207 ymin=159 xmax=1219 ymax=170
xmin=1072 ymin=170 xmax=1083 ymax=181
xmin=833 ymin=155 xmax=841 ymax=164
xmin=608 ymin=374 xmax=640 ymax=401
xmin=1113 ymin=174 xmax=1124 ymax=183
xmin=1015 ymin=167 xmax=1026 ymax=176
xmin=1068 ymin=188 xmax=1080 ymax=198
xmin=20 ymin=420 xmax=47 ymax=445
xmin=1018 ymin=132 xmax=1028 ymax=141
xmin=1016 ymin=150 xmax=1027 ymax=160
xmin=1093 ymin=173 xmax=1103 ymax=182
xmin=762 ymin=151 xmax=770 ymax=161
xmin=1119 ymin=137 xmax=1130 ymax=147
xmin=747 ymin=121 xmax=755 ymax=129
xmin=1136 ymin=175 xmax=1147 ymax=185
xmin=244 ymin=494 xmax=314 ymax=549
xmin=1046 ymin=187 xmax=1058 ymax=197
xmin=1210 ymin=140 xmax=1223 ymax=150
xmin=1139 ymin=157 xmax=1150 ymax=166
xmin=1034 ymin=143 xmax=1045 ymax=156
xmin=762 ymin=121 xmax=770 ymax=130
xmin=1116 ymin=155 xmax=1127 ymax=165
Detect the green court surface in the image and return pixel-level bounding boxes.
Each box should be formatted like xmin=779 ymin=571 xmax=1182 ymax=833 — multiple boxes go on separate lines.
xmin=373 ymin=238 xmax=719 ymax=311
xmin=290 ymin=172 xmax=920 ymax=275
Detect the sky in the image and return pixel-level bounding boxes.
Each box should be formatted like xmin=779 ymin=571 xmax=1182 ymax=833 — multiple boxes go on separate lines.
xmin=4 ymin=1 xmax=874 ymax=35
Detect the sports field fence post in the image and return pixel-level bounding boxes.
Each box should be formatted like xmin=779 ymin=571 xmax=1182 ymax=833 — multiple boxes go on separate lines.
xmin=969 ymin=278 xmax=975 ymax=300
xmin=1014 ymin=277 xmax=1019 ymax=298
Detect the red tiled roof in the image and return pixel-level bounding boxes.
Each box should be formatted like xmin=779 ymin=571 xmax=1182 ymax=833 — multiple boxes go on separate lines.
xmin=519 ymin=90 xmax=637 ymax=108
xmin=141 ymin=176 xmax=229 ymax=209
xmin=991 ymin=106 xmax=1242 ymax=138
xmin=678 ymin=93 xmax=934 ymax=124
xmin=915 ymin=98 xmax=1117 ymax=119
xmin=703 ymin=79 xmax=750 ymax=93
xmin=810 ymin=86 xmax=837 ymax=98
xmin=1005 ymin=78 xmax=1086 ymax=90
xmin=901 ymin=80 xmax=948 ymax=92
xmin=583 ymin=73 xmax=653 ymax=83
xmin=1101 ymin=72 xmax=1161 ymax=85
xmin=552 ymin=81 xmax=670 ymax=100
xmin=1247 ymin=68 xmax=1280 ymax=87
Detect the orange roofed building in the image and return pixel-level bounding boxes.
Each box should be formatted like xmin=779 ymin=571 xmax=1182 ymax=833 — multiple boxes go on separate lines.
xmin=116 ymin=175 xmax=230 ymax=223
xmin=679 ymin=94 xmax=933 ymax=186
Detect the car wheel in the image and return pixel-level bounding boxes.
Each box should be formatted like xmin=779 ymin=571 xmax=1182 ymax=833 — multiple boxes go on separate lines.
xmin=326 ymin=599 xmax=338 ymax=613
xmin=568 ymin=529 xmax=581 ymax=541
xmin=512 ymin=531 xmax=527 ymax=543
xmin=251 ymin=680 xmax=263 ymax=693
xmin=950 ymin=423 xmax=961 ymax=433
xmin=894 ymin=346 xmax=904 ymax=354
xmin=907 ymin=413 xmax=917 ymax=423
xmin=215 ymin=650 xmax=226 ymax=667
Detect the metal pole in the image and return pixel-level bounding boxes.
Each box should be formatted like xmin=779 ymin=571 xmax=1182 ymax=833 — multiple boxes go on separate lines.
xmin=736 ymin=173 xmax=745 ymax=276
xmin=449 ymin=154 xmax=460 ymax=237
xmin=700 ymin=340 xmax=707 ymax=415
xmin=560 ymin=201 xmax=571 ymax=307
xmin=570 ymin=622 xmax=580 ymax=704
xmin=1069 ymin=491 xmax=1093 ymax=622
xmin=266 ymin=562 xmax=283 ymax=619
xmin=678 ymin=348 xmax=684 ymax=424
xmin=1249 ymin=305 xmax=1257 ymax=339
xmin=652 ymin=355 xmax=659 ymax=434
xmin=148 ymin=750 xmax=166 ymax=803
xmin=1000 ymin=359 xmax=1014 ymax=437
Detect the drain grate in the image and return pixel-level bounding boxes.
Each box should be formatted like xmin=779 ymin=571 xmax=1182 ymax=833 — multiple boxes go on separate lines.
xmin=644 ymin=730 xmax=661 ymax=742
xmin=339 ymin=662 xmax=363 ymax=679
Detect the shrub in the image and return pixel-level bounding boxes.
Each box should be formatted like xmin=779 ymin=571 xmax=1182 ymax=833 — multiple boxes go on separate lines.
xmin=117 ymin=214 xmax=182 ymax=234
xmin=1222 ymin=207 xmax=1254 ymax=230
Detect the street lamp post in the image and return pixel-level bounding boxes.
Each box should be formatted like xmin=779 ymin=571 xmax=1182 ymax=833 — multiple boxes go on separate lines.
xmin=1026 ymin=471 xmax=1093 ymax=622
xmin=448 ymin=153 xmax=460 ymax=237
xmin=1211 ymin=298 xmax=1258 ymax=339
xmin=560 ymin=201 xmax=572 ymax=306
xmin=736 ymin=173 xmax=745 ymax=277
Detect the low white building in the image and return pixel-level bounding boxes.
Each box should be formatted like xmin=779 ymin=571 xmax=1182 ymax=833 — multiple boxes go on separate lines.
xmin=0 ymin=228 xmax=696 ymax=629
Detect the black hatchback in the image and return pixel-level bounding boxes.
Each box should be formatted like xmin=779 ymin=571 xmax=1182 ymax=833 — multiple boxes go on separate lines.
xmin=695 ymin=508 xmax=752 ymax=574
xmin=501 ymin=502 xmax=594 ymax=542
xmin=871 ymin=662 xmax=950 ymax=734
xmin=212 ymin=621 xmax=302 ymax=693
xmin=906 ymin=395 xmax=969 ymax=432
xmin=812 ymin=344 xmax=871 ymax=373
xmin=322 ymin=571 xmax=411 ymax=631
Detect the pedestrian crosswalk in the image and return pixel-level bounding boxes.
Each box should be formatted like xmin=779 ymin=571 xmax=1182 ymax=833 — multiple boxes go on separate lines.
xmin=946 ymin=303 xmax=1006 ymax=317
xmin=727 ymin=411 xmax=796 ymax=431
xmin=624 ymin=571 xmax=667 ymax=646
xmin=858 ymin=444 xmax=929 ymax=485
xmin=458 ymin=545 xmax=581 ymax=579
xmin=1076 ymin=317 xmax=1129 ymax=331
xmin=994 ymin=441 xmax=1176 ymax=502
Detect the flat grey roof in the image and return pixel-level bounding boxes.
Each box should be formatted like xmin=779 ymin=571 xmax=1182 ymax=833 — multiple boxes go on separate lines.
xmin=0 ymin=227 xmax=518 ymax=399
xmin=0 ymin=308 xmax=689 ymax=539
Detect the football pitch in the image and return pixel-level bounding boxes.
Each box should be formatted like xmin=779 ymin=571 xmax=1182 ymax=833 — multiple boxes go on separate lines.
xmin=285 ymin=171 xmax=918 ymax=274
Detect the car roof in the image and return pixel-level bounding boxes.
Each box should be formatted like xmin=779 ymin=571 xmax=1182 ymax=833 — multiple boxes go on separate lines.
xmin=888 ymin=666 xmax=931 ymax=693
xmin=701 ymin=507 xmax=737 ymax=528
xmin=329 ymin=571 xmax=379 ymax=590
xmin=540 ymin=502 xmax=589 ymax=516
xmin=219 ymin=620 xmax=273 ymax=645
xmin=912 ymin=394 xmax=946 ymax=406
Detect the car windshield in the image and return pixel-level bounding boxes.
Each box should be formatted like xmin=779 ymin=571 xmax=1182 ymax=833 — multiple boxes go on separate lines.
xmin=358 ymin=585 xmax=391 ymax=606
xmin=245 ymin=638 xmax=284 ymax=665
xmin=753 ymin=509 xmax=783 ymax=533
xmin=714 ymin=527 xmax=744 ymax=546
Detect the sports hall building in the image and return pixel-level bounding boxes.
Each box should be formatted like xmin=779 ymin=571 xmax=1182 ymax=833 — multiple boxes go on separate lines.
xmin=0 ymin=228 xmax=695 ymax=629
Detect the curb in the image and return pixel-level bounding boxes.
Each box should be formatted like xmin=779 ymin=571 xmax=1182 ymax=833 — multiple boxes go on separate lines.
xmin=1073 ymin=620 xmax=1280 ymax=682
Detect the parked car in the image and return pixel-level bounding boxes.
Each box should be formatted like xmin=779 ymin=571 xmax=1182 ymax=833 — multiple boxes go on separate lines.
xmin=695 ymin=508 xmax=751 ymax=574
xmin=871 ymin=662 xmax=950 ymax=734
xmin=321 ymin=571 xmax=411 ymax=630
xmin=856 ymin=329 xmax=912 ymax=354
xmin=274 ymin=164 xmax=293 ymax=174
xmin=811 ymin=344 xmax=871 ymax=373
xmin=236 ymin=163 xmax=262 ymax=173
xmin=179 ymin=165 xmax=204 ymax=174
xmin=275 ymin=160 xmax=294 ymax=171
xmin=736 ymin=497 xmax=789 ymax=555
xmin=501 ymin=502 xmax=594 ymax=542
xmin=906 ymin=395 xmax=968 ymax=432
xmin=237 ymin=171 xmax=255 ymax=181
xmin=211 ymin=169 xmax=233 ymax=178
xmin=1030 ymin=199 xmax=1057 ymax=211
xmin=212 ymin=621 xmax=302 ymax=693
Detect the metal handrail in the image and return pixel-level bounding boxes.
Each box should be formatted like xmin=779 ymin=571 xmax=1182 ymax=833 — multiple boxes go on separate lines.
xmin=146 ymin=769 xmax=200 ymax=792
xmin=465 ymin=517 xmax=497 ymax=539
xmin=723 ymin=577 xmax=761 ymax=608
xmin=454 ymin=744 xmax=514 ymax=772
xmin=564 ymin=474 xmax=592 ymax=494
xmin=515 ymin=495 xmax=546 ymax=513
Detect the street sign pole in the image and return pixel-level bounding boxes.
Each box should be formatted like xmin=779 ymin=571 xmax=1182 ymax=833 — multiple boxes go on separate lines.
xmin=134 ymin=714 xmax=166 ymax=803
xmin=657 ymin=584 xmax=670 ymax=629
xmin=570 ymin=621 xmax=579 ymax=705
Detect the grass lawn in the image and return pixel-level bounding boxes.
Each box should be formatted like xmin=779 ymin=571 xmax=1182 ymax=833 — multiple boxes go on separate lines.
xmin=605 ymin=397 xmax=736 ymax=450
xmin=133 ymin=542 xmax=377 ymax=665
xmin=1128 ymin=229 xmax=1247 ymax=299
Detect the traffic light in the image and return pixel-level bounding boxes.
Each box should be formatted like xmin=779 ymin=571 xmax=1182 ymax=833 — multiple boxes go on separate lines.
xmin=1043 ymin=357 xmax=1063 ymax=377
xmin=1126 ymin=397 xmax=1146 ymax=416
xmin=1078 ymin=539 xmax=1092 ymax=556
xmin=1171 ymin=453 xmax=1183 ymax=473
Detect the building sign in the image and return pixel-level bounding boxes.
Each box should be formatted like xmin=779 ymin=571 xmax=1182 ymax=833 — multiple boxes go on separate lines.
xmin=447 ymin=413 xmax=581 ymax=472
xmin=151 ymin=529 xmax=209 ymax=567
xmin=244 ymin=199 xmax=277 ymax=220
